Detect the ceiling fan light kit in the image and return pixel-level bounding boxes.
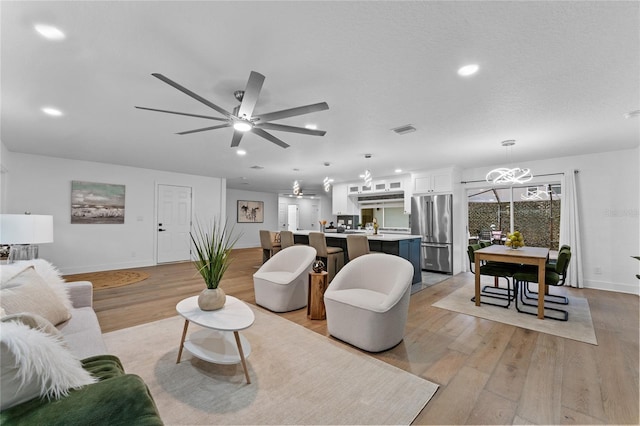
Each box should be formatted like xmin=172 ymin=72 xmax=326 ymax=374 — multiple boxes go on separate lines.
xmin=136 ymin=71 xmax=329 ymax=149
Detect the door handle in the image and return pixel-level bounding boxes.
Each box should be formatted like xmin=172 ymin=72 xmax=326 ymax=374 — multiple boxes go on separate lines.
xmin=158 ymin=228 xmax=166 ymax=232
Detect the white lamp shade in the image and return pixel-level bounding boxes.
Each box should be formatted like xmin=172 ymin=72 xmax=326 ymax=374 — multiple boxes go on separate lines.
xmin=0 ymin=214 xmax=54 ymax=244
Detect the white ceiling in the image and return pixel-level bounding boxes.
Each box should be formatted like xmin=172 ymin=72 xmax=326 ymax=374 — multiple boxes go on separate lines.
xmin=2 ymin=1 xmax=638 ymax=195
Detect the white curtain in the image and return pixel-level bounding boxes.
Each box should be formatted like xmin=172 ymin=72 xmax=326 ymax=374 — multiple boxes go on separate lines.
xmin=559 ymin=169 xmax=583 ymax=287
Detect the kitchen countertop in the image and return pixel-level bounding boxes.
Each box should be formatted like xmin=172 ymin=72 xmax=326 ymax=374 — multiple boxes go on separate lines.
xmin=292 ymin=230 xmax=422 ymax=241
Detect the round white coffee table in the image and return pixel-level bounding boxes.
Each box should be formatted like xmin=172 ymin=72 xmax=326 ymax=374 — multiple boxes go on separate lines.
xmin=176 ymin=295 xmax=255 ymax=384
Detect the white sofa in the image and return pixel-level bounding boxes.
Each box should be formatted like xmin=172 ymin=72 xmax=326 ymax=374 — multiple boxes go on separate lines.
xmin=253 ymin=245 xmax=317 ymax=312
xmin=324 ymin=253 xmax=413 ymax=352
xmin=55 ymin=280 xmax=108 ymax=358
xmin=0 ymin=260 xmax=163 ymax=424
xmin=0 ymin=260 xmax=107 ymax=359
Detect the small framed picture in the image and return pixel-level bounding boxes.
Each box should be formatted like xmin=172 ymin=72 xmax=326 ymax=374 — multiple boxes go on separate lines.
xmin=237 ymin=200 xmax=264 ymax=223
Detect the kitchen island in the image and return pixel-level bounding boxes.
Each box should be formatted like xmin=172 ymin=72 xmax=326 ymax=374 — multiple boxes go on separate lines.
xmin=292 ymin=231 xmax=422 ymax=284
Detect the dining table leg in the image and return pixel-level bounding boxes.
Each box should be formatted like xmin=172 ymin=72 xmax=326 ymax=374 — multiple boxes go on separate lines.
xmin=537 ymin=259 xmax=546 ymax=319
xmin=474 ymin=256 xmax=481 ymax=306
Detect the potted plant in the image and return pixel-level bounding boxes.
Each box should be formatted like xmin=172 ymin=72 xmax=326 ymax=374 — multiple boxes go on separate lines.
xmin=190 ymin=218 xmax=241 ymax=311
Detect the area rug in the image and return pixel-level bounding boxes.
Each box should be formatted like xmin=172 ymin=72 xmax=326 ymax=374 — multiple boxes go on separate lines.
xmin=102 ymin=307 xmax=438 ymax=425
xmin=64 ymin=270 xmax=149 ymax=290
xmin=432 ymin=284 xmax=598 ymax=345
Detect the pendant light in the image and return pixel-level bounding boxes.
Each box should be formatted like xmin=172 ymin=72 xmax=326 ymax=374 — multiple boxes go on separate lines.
xmin=485 ymin=140 xmax=533 ymax=185
xmin=362 ymin=154 xmax=373 ymax=187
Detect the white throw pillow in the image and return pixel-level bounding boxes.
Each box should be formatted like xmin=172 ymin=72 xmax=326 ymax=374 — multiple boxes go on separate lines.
xmin=1 ymin=312 xmax=62 ymax=338
xmin=0 ymin=321 xmax=97 ymax=410
xmin=1 ymin=267 xmax=72 ymax=326
xmin=0 ymin=259 xmax=73 ymax=311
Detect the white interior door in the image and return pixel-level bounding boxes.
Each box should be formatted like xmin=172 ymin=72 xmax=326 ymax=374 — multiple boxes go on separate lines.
xmin=287 ymin=204 xmax=299 ymax=231
xmin=278 ymin=202 xmax=288 ymax=231
xmin=157 ymin=184 xmax=192 ymax=263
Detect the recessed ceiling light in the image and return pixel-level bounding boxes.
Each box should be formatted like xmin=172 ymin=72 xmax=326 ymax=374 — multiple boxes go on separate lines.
xmin=34 ymin=24 xmax=66 ymax=40
xmin=305 ymin=124 xmax=317 ymax=130
xmin=236 ymin=149 xmax=247 ymax=156
xmin=41 ymin=107 xmax=63 ymax=116
xmin=395 ymin=169 xmax=403 ymax=173
xmin=457 ymin=64 xmax=479 ymax=76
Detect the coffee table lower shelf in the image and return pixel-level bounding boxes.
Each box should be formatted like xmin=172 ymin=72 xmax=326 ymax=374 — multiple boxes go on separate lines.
xmin=182 ymin=329 xmax=252 ymax=365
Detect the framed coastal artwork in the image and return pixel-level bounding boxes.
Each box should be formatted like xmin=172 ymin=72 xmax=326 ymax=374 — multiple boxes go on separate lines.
xmin=71 ymin=180 xmax=126 ymax=224
xmin=237 ymin=200 xmax=264 ymax=223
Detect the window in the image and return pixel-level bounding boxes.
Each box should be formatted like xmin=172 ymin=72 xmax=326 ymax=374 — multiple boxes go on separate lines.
xmin=467 ymin=183 xmax=561 ymax=249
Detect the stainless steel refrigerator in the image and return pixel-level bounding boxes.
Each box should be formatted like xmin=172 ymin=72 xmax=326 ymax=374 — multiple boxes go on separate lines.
xmin=411 ymin=194 xmax=453 ymax=274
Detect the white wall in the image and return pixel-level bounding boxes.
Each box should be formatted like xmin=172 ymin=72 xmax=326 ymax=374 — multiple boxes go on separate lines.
xmin=3 ymin=152 xmax=225 ymax=274
xmin=0 ymin=142 xmax=11 ymax=213
xmin=226 ymin=189 xmax=279 ymax=249
xmin=278 ymin=194 xmax=333 ymax=231
xmin=460 ymin=147 xmax=639 ymax=295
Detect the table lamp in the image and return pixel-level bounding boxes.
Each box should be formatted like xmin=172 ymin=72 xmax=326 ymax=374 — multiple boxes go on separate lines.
xmin=0 ymin=214 xmax=54 ymax=263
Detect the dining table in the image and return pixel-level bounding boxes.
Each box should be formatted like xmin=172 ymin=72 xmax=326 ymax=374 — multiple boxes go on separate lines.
xmin=474 ymin=244 xmax=550 ymax=319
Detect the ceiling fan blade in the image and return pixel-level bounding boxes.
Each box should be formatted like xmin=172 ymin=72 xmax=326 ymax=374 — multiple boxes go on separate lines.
xmin=253 ymin=102 xmax=329 ymax=122
xmin=255 ymin=122 xmax=326 ymax=136
xmin=151 ymin=73 xmax=232 ymax=118
xmin=135 ymin=106 xmax=227 ymax=121
xmin=230 ymin=130 xmax=244 ymax=147
xmin=251 ymin=128 xmax=290 ymax=149
xmin=176 ymin=123 xmax=231 ymax=135
xmin=237 ymin=71 xmax=265 ymax=119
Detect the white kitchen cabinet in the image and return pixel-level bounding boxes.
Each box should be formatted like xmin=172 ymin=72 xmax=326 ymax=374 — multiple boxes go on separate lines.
xmin=373 ymin=178 xmax=404 ymax=193
xmin=413 ymin=169 xmax=453 ymax=194
xmin=403 ymin=175 xmax=412 ymax=214
xmin=332 ymin=183 xmax=359 ymax=215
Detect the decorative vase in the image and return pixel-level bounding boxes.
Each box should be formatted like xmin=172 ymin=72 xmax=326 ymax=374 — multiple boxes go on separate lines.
xmin=198 ymin=287 xmax=226 ymax=311
xmin=312 ymin=260 xmax=325 ymax=273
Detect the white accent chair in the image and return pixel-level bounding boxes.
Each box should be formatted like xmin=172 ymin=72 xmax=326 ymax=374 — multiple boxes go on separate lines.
xmin=253 ymin=245 xmax=317 ymax=312
xmin=324 ymin=253 xmax=413 ymax=352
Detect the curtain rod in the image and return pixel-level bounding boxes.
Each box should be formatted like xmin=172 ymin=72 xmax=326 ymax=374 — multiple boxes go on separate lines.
xmin=460 ymin=170 xmax=578 ymax=185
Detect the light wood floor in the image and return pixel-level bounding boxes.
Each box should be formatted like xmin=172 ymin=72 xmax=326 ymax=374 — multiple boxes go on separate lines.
xmin=92 ymin=248 xmax=639 ymax=425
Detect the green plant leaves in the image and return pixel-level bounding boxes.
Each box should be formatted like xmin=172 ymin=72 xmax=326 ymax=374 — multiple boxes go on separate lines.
xmin=190 ymin=218 xmax=242 ymax=289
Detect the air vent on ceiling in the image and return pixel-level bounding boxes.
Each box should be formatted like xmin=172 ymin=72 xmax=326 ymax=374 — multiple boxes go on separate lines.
xmin=250 ymin=165 xmax=264 ymax=170
xmin=391 ymin=124 xmax=416 ymax=135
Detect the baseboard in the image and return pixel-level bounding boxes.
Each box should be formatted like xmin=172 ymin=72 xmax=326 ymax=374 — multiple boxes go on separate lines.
xmin=582 ymin=279 xmax=639 ymax=295
xmin=59 ymin=259 xmax=156 ymax=275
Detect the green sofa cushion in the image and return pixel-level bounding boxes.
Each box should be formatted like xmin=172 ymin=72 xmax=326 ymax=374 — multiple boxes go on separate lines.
xmin=0 ymin=355 xmax=163 ymax=426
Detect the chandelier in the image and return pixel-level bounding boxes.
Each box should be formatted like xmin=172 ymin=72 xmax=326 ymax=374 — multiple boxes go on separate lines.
xmin=292 ymin=180 xmax=301 ymax=195
xmin=485 ymin=140 xmax=533 ymax=185
xmin=520 ymin=186 xmax=550 ymax=201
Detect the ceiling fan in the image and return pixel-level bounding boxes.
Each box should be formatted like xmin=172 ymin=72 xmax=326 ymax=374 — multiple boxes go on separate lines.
xmin=135 ymin=71 xmax=329 ymax=149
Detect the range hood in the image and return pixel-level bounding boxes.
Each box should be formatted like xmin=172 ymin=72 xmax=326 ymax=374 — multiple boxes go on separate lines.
xmin=357 ymin=193 xmax=404 ymax=208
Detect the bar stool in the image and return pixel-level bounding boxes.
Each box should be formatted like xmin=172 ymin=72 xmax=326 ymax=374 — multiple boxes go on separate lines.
xmin=279 ymin=230 xmax=296 ymax=249
xmin=346 ymin=234 xmax=370 ymax=261
xmin=308 ymin=232 xmax=344 ymax=282
xmin=259 ymin=230 xmax=281 ymax=264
